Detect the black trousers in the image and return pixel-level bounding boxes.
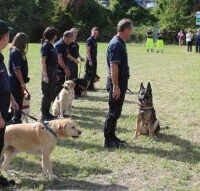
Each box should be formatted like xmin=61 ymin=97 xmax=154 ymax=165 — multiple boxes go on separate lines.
xmin=0 ymin=92 xmax=10 ymax=155
xmin=187 ymin=41 xmax=192 ymax=52
xmin=68 ymin=61 xmax=78 ymax=79
xmin=9 ymin=79 xmax=24 ymax=121
xmin=41 ymin=67 xmax=57 ymax=116
xmin=85 ymin=58 xmax=97 ymax=89
xmin=104 ymin=78 xmax=128 ymax=141
xmin=196 ymin=43 xmax=200 ymax=53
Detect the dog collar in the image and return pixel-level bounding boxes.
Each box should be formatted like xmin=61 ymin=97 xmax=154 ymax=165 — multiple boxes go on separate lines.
xmin=43 ymin=122 xmax=58 ymax=138
xmin=139 ymin=106 xmax=154 ymax=110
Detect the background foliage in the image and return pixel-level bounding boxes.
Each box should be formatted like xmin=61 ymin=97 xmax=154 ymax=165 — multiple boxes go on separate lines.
xmin=0 ymin=0 xmax=198 ymax=42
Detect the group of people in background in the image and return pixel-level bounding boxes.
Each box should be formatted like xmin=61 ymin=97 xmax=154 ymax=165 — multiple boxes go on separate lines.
xmin=178 ymin=29 xmax=200 ymax=53
xmin=145 ymin=28 xmax=164 ymax=53
xmin=40 ymin=26 xmax=99 ymax=121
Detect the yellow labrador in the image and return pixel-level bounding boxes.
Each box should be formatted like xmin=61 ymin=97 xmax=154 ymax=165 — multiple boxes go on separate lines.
xmin=1 ymin=118 xmax=81 ymax=179
xmin=52 ymin=80 xmax=75 ymax=118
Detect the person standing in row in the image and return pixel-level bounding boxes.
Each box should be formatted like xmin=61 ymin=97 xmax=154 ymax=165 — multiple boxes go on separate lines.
xmin=85 ymin=27 xmax=99 ymax=91
xmin=40 ymin=26 xmax=59 ymax=122
xmin=178 ymin=30 xmax=185 ymax=46
xmin=146 ymin=28 xmax=154 ymax=53
xmin=156 ymin=30 xmax=164 ymax=53
xmin=0 ymin=20 xmax=18 ymax=187
xmin=104 ymin=19 xmax=133 ymax=148
xmin=69 ymin=28 xmax=84 ymax=79
xmin=186 ymin=30 xmax=193 ymax=52
xmin=55 ymin=31 xmax=77 ymax=93
xmin=195 ymin=29 xmax=200 ymax=53
xmin=8 ymin=33 xmax=30 ymax=124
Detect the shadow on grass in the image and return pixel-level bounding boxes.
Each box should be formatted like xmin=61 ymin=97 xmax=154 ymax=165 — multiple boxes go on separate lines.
xmin=133 ymin=133 xmax=200 ymax=164
xmin=19 ymin=177 xmax=128 ymax=190
xmin=11 ymin=157 xmax=112 ymax=178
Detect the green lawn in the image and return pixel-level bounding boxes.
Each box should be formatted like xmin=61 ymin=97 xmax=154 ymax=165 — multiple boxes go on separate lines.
xmin=2 ymin=44 xmax=200 ymax=191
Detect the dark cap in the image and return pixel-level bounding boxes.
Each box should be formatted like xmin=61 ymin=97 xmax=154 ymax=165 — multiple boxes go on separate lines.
xmin=0 ymin=20 xmax=12 ymax=36
xmin=63 ymin=31 xmax=73 ymax=38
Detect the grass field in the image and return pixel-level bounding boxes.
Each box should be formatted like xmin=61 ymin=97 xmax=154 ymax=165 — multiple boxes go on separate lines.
xmin=1 ymin=43 xmax=200 ymax=191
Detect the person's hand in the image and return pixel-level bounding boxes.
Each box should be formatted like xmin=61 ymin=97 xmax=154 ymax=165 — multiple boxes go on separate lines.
xmin=80 ymin=57 xmax=85 ymax=62
xmin=89 ymin=60 xmax=93 ymax=66
xmin=10 ymin=98 xmax=19 ymax=111
xmin=0 ymin=112 xmax=5 ymax=128
xmin=42 ymin=73 xmax=49 ymax=84
xmin=21 ymin=83 xmax=27 ymax=91
xmin=74 ymin=59 xmax=79 ymax=64
xmin=112 ymin=85 xmax=121 ymax=100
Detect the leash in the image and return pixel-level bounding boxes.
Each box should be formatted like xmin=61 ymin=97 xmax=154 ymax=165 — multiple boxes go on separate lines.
xmin=127 ymin=88 xmax=137 ymax=95
xmin=21 ymin=111 xmax=57 ymax=138
xmin=79 ymin=61 xmax=84 ymax=78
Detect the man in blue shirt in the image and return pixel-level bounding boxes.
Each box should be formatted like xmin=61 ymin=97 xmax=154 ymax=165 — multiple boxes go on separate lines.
xmin=85 ymin=27 xmax=99 ymax=91
xmin=104 ymin=19 xmax=133 ymax=148
xmin=0 ymin=20 xmax=18 ymax=187
xmin=55 ymin=31 xmax=78 ymax=93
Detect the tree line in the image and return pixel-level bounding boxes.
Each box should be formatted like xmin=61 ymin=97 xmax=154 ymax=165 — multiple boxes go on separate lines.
xmin=0 ymin=0 xmax=197 ymax=42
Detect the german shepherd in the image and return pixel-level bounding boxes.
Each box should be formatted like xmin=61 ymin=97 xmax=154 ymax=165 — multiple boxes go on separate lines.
xmin=134 ymin=82 xmax=160 ymax=140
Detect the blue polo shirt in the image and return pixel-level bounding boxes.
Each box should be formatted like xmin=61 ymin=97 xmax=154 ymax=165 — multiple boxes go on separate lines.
xmin=0 ymin=52 xmax=10 ymax=93
xmin=41 ymin=41 xmax=57 ymax=68
xmin=9 ymin=48 xmax=29 ymax=84
xmin=86 ymin=36 xmax=97 ymax=60
xmin=69 ymin=41 xmax=79 ymax=59
xmin=107 ymin=36 xmax=129 ymax=87
xmin=55 ymin=39 xmax=69 ymax=71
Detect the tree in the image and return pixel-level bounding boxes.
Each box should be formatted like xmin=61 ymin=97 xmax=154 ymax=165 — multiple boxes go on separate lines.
xmin=155 ymin=0 xmax=196 ymax=30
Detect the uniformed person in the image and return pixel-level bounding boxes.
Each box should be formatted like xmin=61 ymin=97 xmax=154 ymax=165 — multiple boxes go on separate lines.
xmin=156 ymin=30 xmax=164 ymax=53
xmin=8 ymin=32 xmax=29 ymax=124
xmin=104 ymin=19 xmax=133 ymax=148
xmin=55 ymin=31 xmax=78 ymax=92
xmin=0 ymin=20 xmax=18 ymax=187
xmin=85 ymin=27 xmax=99 ymax=91
xmin=69 ymin=28 xmax=84 ymax=79
xmin=146 ymin=28 xmax=154 ymax=53
xmin=40 ymin=26 xmax=59 ymax=121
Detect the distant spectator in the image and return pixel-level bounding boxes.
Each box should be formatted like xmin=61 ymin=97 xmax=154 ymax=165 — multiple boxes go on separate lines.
xmin=195 ymin=29 xmax=200 ymax=53
xmin=186 ymin=30 xmax=193 ymax=52
xmin=178 ymin=30 xmax=185 ymax=46
xmin=146 ymin=28 xmax=154 ymax=53
xmin=156 ymin=30 xmax=164 ymax=53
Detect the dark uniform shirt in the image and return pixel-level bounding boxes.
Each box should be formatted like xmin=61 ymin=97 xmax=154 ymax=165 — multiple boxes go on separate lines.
xmin=41 ymin=41 xmax=58 ymax=68
xmin=157 ymin=33 xmax=163 ymax=40
xmin=86 ymin=36 xmax=97 ymax=60
xmin=0 ymin=52 xmax=10 ymax=93
xmin=9 ymin=48 xmax=29 ymax=84
xmin=69 ymin=41 xmax=79 ymax=59
xmin=147 ymin=31 xmax=153 ymax=38
xmin=55 ymin=39 xmax=69 ymax=72
xmin=107 ymin=36 xmax=129 ymax=89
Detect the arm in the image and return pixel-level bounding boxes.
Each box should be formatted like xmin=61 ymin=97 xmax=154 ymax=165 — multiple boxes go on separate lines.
xmin=0 ymin=111 xmax=5 ymax=128
xmin=10 ymin=93 xmax=19 ymax=111
xmin=110 ymin=63 xmax=120 ymax=100
xmin=57 ymin=54 xmax=70 ymax=77
xmin=41 ymin=57 xmax=49 ymax=83
xmin=86 ymin=45 xmax=93 ymax=66
xmin=14 ymin=68 xmax=26 ymax=90
xmin=67 ymin=53 xmax=79 ymax=64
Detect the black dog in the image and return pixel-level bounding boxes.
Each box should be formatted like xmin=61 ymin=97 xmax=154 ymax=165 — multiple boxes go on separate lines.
xmin=73 ymin=78 xmax=89 ymax=97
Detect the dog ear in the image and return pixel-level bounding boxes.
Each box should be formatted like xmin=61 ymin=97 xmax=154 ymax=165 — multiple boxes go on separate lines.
xmin=147 ymin=82 xmax=152 ymax=93
xmin=140 ymin=82 xmax=144 ymax=90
